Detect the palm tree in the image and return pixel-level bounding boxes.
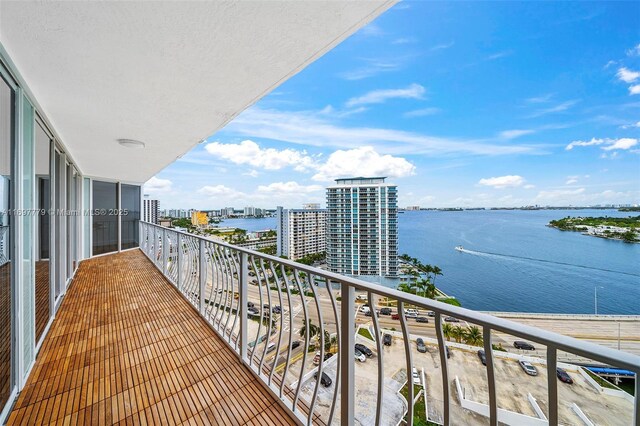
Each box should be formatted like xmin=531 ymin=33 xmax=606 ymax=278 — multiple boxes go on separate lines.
xmin=323 ymin=330 xmax=332 ymax=351
xmin=442 ymin=323 xmax=453 ymax=341
xmin=397 ymin=282 xmax=416 ymax=295
xmin=425 ymin=282 xmax=436 ymax=299
xmin=463 ymin=326 xmax=483 ymax=346
xmin=431 ymin=266 xmax=443 ymax=286
xmin=299 ymin=320 xmax=319 ymax=343
xmin=451 ymin=325 xmax=464 ymax=343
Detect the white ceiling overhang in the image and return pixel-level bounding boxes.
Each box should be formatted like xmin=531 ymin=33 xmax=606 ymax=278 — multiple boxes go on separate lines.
xmin=0 ymin=1 xmax=395 ymax=183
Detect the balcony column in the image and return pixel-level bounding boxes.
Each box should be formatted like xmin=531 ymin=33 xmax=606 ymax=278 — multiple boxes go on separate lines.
xmin=199 ymin=239 xmax=206 ymax=313
xmin=177 ymin=232 xmax=183 ymax=291
xmin=162 ymin=228 xmax=168 ymax=276
xmin=340 ymin=283 xmax=354 ymax=425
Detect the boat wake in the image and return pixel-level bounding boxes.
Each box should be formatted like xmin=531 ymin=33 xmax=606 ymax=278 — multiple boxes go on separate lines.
xmin=455 ymin=247 xmax=640 ymax=277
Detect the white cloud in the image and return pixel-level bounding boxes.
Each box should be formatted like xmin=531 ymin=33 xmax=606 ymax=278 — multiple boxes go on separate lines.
xmin=392 ymin=37 xmax=417 ymax=45
xmin=403 ymin=107 xmax=440 ymax=118
xmin=525 ymin=93 xmax=554 ymax=103
xmin=311 ymin=146 xmax=416 ymax=182
xmin=430 ymin=41 xmax=454 ymax=51
xmin=630 ymin=84 xmax=640 ymax=95
xmin=338 ymin=58 xmax=402 ymax=81
xmin=144 ymin=176 xmax=172 ymax=193
xmin=617 ymin=67 xmax=640 ymax=83
xmin=256 ymin=181 xmax=323 ymax=194
xmin=197 ymin=185 xmax=243 ymax=197
xmin=602 ymin=138 xmax=638 ymax=151
xmin=565 ymin=176 xmax=579 ymax=185
xmin=523 ymin=184 xmax=536 ymax=189
xmin=346 ymin=84 xmax=425 ymax=107
xmin=486 ymin=51 xmax=512 ymax=61
xmin=566 ymin=137 xmax=638 ymax=151
xmin=477 ymin=175 xmax=525 ymax=189
xmin=526 ymin=100 xmax=579 ymax=118
xmin=227 ymin=107 xmax=539 ymax=156
xmin=621 ymin=121 xmax=640 ymax=129
xmin=204 ymin=140 xmax=317 ymax=171
xmin=627 ymin=44 xmax=640 ymax=57
xmin=499 ymin=129 xmax=535 ymax=139
xmin=243 ymin=170 xmax=259 ymax=178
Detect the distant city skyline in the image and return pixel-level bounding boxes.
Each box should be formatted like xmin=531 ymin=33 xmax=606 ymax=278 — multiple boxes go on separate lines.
xmin=145 ymin=2 xmax=640 ymax=210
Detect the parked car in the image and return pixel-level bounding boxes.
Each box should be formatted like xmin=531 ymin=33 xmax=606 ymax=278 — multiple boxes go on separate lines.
xmin=248 ymin=307 xmax=259 ymax=315
xmin=383 ymin=334 xmax=392 ymax=346
xmin=354 ymin=349 xmax=366 ymax=362
xmin=477 ymin=349 xmax=486 ymax=365
xmin=412 ymin=367 xmax=420 ymax=385
xmin=380 ymin=308 xmax=392 ymax=315
xmin=360 ymin=305 xmax=371 ymax=314
xmin=291 ymin=340 xmax=301 ymax=350
xmin=314 ymin=371 xmax=332 ymax=387
xmin=364 ymin=311 xmax=372 ymax=317
xmin=415 ymin=316 xmax=429 ymax=323
xmin=355 ymin=343 xmax=373 ymax=357
xmin=444 ymin=316 xmax=460 ymax=322
xmin=391 ymin=314 xmax=400 ymax=320
xmin=427 ymin=311 xmax=436 ymax=317
xmin=272 ymin=306 xmax=281 ymax=314
xmin=266 ymin=342 xmax=276 ymax=353
xmin=556 ymin=368 xmax=573 ymax=384
xmin=416 ymin=338 xmax=427 ymax=353
xmin=247 ymin=302 xmax=255 ymax=308
xmin=313 ymin=351 xmax=321 ymax=365
xmin=263 ymin=303 xmax=270 ymax=309
xmin=324 ymin=352 xmax=334 ymax=361
xmin=519 ymin=360 xmax=538 ymax=376
xmin=514 ymin=341 xmax=535 ymax=350
xmin=404 ymin=309 xmax=419 ymax=318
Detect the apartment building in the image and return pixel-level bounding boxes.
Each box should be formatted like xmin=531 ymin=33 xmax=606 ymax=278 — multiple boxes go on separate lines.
xmin=143 ymin=194 xmax=159 ymax=224
xmin=276 ymin=205 xmax=327 ymax=260
xmin=326 ymin=177 xmax=398 ymax=276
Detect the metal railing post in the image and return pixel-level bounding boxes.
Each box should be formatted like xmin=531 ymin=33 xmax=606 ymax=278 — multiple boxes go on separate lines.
xmin=340 ymin=283 xmax=355 ymax=426
xmin=547 ymin=346 xmax=558 ymax=425
xmin=177 ymin=233 xmax=183 ymax=292
xmin=239 ymin=252 xmax=248 ymax=361
xmin=199 ymin=239 xmax=206 ymax=313
xmin=162 ymin=228 xmax=168 ymax=276
xmin=483 ymin=327 xmax=497 ymax=426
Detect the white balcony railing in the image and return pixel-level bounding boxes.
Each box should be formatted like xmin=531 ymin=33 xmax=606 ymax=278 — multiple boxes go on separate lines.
xmin=139 ymin=221 xmax=639 ymax=426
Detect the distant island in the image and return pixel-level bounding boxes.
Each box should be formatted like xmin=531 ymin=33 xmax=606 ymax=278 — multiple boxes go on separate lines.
xmin=548 ymin=215 xmax=640 ymax=243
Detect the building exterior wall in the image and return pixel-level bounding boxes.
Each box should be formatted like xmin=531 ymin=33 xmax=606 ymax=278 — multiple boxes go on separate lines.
xmin=326 ymin=177 xmax=397 ymax=276
xmin=143 ymin=196 xmax=159 ymax=224
xmin=191 ymin=211 xmax=208 ymax=227
xmin=277 ymin=206 xmax=327 ymax=260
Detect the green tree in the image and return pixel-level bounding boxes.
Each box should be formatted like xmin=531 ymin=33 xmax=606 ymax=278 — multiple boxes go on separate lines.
xmin=463 ymin=326 xmax=483 ymax=346
xmin=299 ymin=320 xmax=319 ymax=342
xmin=451 ymin=325 xmax=464 ymax=343
xmin=442 ymin=323 xmax=453 ymax=341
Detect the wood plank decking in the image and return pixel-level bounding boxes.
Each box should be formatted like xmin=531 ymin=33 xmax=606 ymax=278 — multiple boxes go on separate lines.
xmin=7 ymin=250 xmax=296 ymax=425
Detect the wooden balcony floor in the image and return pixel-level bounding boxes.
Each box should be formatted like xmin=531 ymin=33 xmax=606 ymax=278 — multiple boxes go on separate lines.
xmin=7 ymin=250 xmax=295 ymax=426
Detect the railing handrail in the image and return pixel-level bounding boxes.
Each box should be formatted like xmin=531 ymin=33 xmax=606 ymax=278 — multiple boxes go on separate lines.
xmin=139 ymin=221 xmax=640 ymax=374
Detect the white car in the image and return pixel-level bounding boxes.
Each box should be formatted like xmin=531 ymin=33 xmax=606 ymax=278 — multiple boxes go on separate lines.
xmin=412 ymin=367 xmax=421 ymax=385
xmin=405 ymin=308 xmax=419 ymax=318
xmin=360 ymin=305 xmax=371 ymax=314
xmin=354 ymin=349 xmax=366 ymax=362
xmin=518 ymin=360 xmax=538 ymax=376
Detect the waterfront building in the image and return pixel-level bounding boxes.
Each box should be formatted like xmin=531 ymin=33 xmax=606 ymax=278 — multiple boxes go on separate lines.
xmin=191 ymin=211 xmax=208 ymax=227
xmin=276 ymin=205 xmax=327 ymax=260
xmin=326 ymin=177 xmax=398 ymax=276
xmin=143 ymin=194 xmax=159 ymax=224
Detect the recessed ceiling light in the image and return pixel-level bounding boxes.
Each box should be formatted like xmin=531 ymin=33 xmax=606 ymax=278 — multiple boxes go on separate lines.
xmin=117 ymin=139 xmax=145 ymax=148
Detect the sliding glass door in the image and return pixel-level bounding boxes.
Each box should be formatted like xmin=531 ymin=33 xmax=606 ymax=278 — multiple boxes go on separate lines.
xmin=35 ymin=123 xmax=51 ymax=344
xmin=0 ymin=65 xmax=15 ymax=416
xmin=92 ymin=181 xmax=118 ymax=255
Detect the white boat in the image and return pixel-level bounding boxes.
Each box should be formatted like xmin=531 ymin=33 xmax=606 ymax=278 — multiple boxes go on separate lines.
xmin=455 ymin=245 xmax=464 ymax=251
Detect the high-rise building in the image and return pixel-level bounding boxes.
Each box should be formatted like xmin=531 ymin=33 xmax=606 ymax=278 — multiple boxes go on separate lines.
xmin=326 ymin=177 xmax=398 ymax=276
xmin=191 ymin=211 xmax=208 ymax=227
xmin=276 ymin=205 xmax=327 ymax=260
xmin=143 ymin=195 xmax=159 ymax=224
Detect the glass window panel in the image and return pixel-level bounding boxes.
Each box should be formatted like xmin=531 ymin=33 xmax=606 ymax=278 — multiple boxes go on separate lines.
xmin=35 ymin=123 xmax=50 ymax=343
xmin=83 ymin=178 xmax=90 ymax=259
xmin=21 ymin=95 xmax=35 ymax=377
xmin=0 ymin=70 xmax=15 ymax=412
xmin=92 ymin=181 xmax=118 ymax=255
xmin=121 ymin=184 xmax=140 ymax=250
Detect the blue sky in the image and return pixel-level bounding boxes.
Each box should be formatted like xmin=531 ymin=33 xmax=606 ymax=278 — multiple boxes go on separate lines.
xmin=146 ymin=1 xmax=640 ymax=209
